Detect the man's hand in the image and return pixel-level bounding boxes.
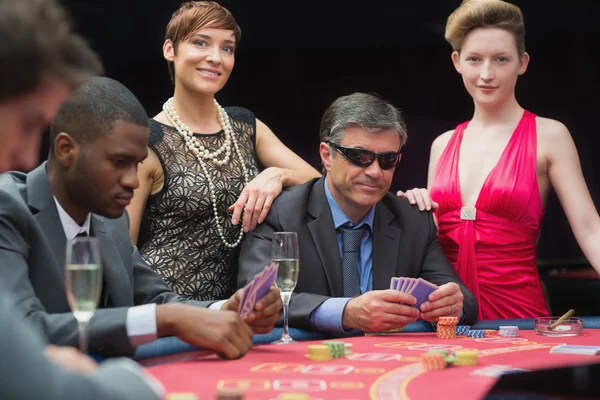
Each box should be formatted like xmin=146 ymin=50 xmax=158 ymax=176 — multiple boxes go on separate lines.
xmin=342 ymin=290 xmax=420 ymax=332
xmin=397 ymin=188 xmax=439 ymax=211
xmin=419 ymin=282 xmax=464 ymax=322
xmin=223 ymin=286 xmax=283 ymax=334
xmin=157 ymin=305 xmax=253 ymax=360
xmin=44 ymin=345 xmax=99 ymax=375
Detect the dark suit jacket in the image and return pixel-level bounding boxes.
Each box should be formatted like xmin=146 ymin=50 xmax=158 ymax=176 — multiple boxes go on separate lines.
xmin=238 ymin=178 xmax=477 ymax=330
xmin=0 ymin=163 xmax=209 ymax=356
xmin=0 ymin=289 xmax=161 ymax=400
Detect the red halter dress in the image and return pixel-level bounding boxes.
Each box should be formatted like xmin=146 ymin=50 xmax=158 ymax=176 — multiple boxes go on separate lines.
xmin=431 ymin=111 xmax=550 ymax=320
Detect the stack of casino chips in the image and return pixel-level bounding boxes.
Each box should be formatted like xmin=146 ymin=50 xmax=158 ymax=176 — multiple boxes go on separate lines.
xmin=307 ymin=344 xmax=332 ymax=361
xmin=437 ymin=316 xmax=458 ymax=339
xmin=278 ymin=394 xmax=310 ymax=400
xmin=344 ymin=342 xmax=353 ymax=356
xmin=166 ymin=394 xmax=198 ymax=400
xmin=499 ymin=325 xmax=519 ymax=337
xmin=453 ymin=349 xmax=479 ymax=366
xmin=421 ymin=352 xmax=447 ymax=371
xmin=322 ymin=341 xmax=345 ymax=358
xmin=456 ymin=325 xmax=471 ymax=335
xmin=215 ymin=388 xmax=244 ymax=400
xmin=467 ymin=329 xmax=486 ymax=338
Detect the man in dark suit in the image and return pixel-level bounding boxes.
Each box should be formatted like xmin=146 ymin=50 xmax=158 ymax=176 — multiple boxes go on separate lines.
xmin=0 ymin=0 xmax=165 ymax=397
xmin=239 ymin=93 xmax=477 ymax=333
xmin=0 ymin=76 xmax=281 ymax=359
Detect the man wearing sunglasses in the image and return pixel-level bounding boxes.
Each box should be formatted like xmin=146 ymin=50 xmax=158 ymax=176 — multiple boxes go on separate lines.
xmin=238 ymin=92 xmax=477 ymax=333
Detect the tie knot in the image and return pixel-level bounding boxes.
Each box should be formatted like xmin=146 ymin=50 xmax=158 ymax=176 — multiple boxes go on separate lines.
xmin=341 ymin=225 xmax=367 ymax=254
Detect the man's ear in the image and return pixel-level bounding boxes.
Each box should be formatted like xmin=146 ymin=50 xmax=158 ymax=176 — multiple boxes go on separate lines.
xmin=53 ymin=132 xmax=79 ymax=167
xmin=319 ymin=142 xmax=333 ymax=174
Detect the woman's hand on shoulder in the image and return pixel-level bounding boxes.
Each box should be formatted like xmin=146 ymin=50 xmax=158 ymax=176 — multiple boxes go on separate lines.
xmin=228 ymin=167 xmax=285 ymax=232
xmin=397 ymin=188 xmax=439 ymax=211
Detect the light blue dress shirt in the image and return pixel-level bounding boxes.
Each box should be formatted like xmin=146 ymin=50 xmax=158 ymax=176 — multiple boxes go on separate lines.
xmin=308 ymin=177 xmax=375 ymax=332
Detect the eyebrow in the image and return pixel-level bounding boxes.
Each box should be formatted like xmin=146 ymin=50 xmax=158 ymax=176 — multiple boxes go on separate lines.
xmin=191 ymin=33 xmax=235 ymax=45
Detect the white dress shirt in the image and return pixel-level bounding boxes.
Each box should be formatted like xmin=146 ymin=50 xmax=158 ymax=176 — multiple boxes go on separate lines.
xmin=53 ymin=198 xmax=165 ymax=397
xmin=53 ymin=197 xmax=157 ymax=347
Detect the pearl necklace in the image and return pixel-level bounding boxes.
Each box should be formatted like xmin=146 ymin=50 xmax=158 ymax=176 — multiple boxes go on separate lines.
xmin=163 ymin=97 xmax=250 ymax=248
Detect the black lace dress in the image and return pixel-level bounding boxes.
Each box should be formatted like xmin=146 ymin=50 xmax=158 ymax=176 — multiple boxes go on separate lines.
xmin=138 ymin=107 xmax=260 ymax=300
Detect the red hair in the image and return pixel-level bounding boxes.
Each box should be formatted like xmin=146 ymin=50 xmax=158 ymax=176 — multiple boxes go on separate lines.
xmin=165 ymin=1 xmax=241 ymax=83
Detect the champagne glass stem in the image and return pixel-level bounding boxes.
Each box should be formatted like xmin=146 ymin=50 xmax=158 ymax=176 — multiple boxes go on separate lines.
xmin=281 ymin=293 xmax=292 ymax=342
xmin=78 ymin=319 xmax=88 ymax=354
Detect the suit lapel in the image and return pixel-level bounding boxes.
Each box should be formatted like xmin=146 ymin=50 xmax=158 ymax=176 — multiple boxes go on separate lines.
xmin=306 ymin=179 xmax=344 ymax=297
xmin=372 ymin=201 xmax=401 ymax=290
xmin=91 ymin=216 xmax=132 ymax=307
xmin=28 ymin=163 xmax=67 ymax=275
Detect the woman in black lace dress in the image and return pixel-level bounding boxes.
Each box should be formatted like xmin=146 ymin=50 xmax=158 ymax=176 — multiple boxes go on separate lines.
xmin=127 ymin=1 xmax=320 ymax=301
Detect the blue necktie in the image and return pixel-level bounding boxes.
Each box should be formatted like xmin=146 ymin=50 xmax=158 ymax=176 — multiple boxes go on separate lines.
xmin=340 ymin=225 xmax=367 ymax=297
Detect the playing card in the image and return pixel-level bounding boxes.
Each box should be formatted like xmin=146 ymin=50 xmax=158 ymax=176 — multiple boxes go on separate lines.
xmin=471 ymin=365 xmax=529 ymax=377
xmin=550 ymin=345 xmax=600 ymax=355
xmin=405 ymin=278 xmax=418 ymax=294
xmin=411 ymin=280 xmax=437 ymax=308
xmin=398 ymin=278 xmax=409 ymax=292
xmin=239 ymin=263 xmax=279 ymax=319
xmin=417 ymin=277 xmax=439 ymax=289
xmin=390 ymin=277 xmax=399 ymax=290
xmin=238 ymin=280 xmax=256 ymax=319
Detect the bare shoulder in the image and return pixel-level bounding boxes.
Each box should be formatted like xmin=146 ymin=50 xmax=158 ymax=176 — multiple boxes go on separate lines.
xmin=431 ymin=129 xmax=455 ymax=155
xmin=153 ymin=111 xmax=170 ymax=125
xmin=535 ymin=116 xmax=571 ymax=142
xmin=140 ymin=145 xmax=162 ymax=178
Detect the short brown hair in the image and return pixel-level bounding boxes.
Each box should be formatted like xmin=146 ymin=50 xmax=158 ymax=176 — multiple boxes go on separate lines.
xmin=445 ymin=0 xmax=526 ymax=55
xmin=0 ymin=0 xmax=103 ymax=100
xmin=165 ymin=1 xmax=241 ymax=84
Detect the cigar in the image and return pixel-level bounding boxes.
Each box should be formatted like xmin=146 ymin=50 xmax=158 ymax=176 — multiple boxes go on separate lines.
xmin=548 ymin=309 xmax=576 ymax=330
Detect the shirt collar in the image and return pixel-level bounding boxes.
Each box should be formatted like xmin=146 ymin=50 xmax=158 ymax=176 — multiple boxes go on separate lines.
xmin=324 ymin=176 xmax=375 ymax=231
xmin=53 ymin=197 xmax=91 ymax=240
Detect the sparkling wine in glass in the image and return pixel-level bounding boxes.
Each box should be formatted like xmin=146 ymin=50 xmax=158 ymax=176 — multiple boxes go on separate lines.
xmin=65 ymin=236 xmax=102 ymax=354
xmin=271 ymin=232 xmax=299 ymax=344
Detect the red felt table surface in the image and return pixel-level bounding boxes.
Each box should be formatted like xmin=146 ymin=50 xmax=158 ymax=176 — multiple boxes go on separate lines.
xmin=143 ymin=330 xmax=600 ymax=400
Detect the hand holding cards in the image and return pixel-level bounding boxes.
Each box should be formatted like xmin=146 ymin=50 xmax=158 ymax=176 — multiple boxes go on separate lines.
xmin=390 ymin=277 xmax=438 ymax=308
xmin=239 ymin=262 xmax=279 ymax=319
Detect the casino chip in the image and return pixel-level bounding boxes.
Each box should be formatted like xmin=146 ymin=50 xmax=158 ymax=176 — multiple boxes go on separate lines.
xmin=453 ymin=349 xmax=478 ymax=366
xmin=307 ymin=344 xmax=332 ymax=361
xmin=166 ymin=394 xmax=198 ymax=400
xmin=437 ymin=316 xmax=458 ymax=339
xmin=421 ymin=352 xmax=447 ymax=371
xmin=216 ymin=388 xmax=244 ymax=400
xmin=322 ymin=341 xmax=345 ymax=358
xmin=467 ymin=329 xmax=486 ymax=338
xmin=344 ymin=342 xmax=353 ymax=356
xmin=484 ymin=329 xmax=497 ymax=335
xmin=278 ymin=394 xmax=310 ymax=400
xmin=456 ymin=325 xmax=471 ymax=335
xmin=499 ymin=325 xmax=519 ymax=337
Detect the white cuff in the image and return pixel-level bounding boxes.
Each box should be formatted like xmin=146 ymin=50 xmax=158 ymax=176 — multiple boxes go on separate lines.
xmin=126 ymin=304 xmax=158 ymax=347
xmin=209 ymin=300 xmax=228 ymax=311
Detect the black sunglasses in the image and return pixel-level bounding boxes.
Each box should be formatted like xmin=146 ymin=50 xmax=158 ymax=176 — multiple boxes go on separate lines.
xmin=328 ymin=142 xmax=402 ymax=170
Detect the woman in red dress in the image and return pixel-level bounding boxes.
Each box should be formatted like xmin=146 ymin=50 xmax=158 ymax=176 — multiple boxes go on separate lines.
xmin=403 ymin=0 xmax=600 ymax=320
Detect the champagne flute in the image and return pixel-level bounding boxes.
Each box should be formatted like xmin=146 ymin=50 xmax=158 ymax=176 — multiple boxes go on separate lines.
xmin=65 ymin=237 xmax=102 ymax=354
xmin=271 ymin=232 xmax=300 ymax=344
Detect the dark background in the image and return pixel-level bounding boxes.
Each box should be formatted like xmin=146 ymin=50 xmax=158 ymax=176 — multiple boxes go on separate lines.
xmin=57 ymin=0 xmax=599 ymax=272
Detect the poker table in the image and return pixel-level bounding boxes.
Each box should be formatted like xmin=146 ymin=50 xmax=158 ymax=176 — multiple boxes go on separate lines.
xmin=139 ymin=318 xmax=600 ymax=399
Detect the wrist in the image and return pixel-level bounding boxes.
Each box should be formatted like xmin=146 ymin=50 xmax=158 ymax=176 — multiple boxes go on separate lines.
xmin=341 ymin=298 xmax=356 ymax=330
xmin=156 ymin=303 xmax=186 ymax=337
xmin=273 ymin=167 xmax=290 ymax=187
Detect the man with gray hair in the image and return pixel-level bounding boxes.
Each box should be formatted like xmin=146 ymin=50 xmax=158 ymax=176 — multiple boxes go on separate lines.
xmin=238 ymin=93 xmax=477 ymax=333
